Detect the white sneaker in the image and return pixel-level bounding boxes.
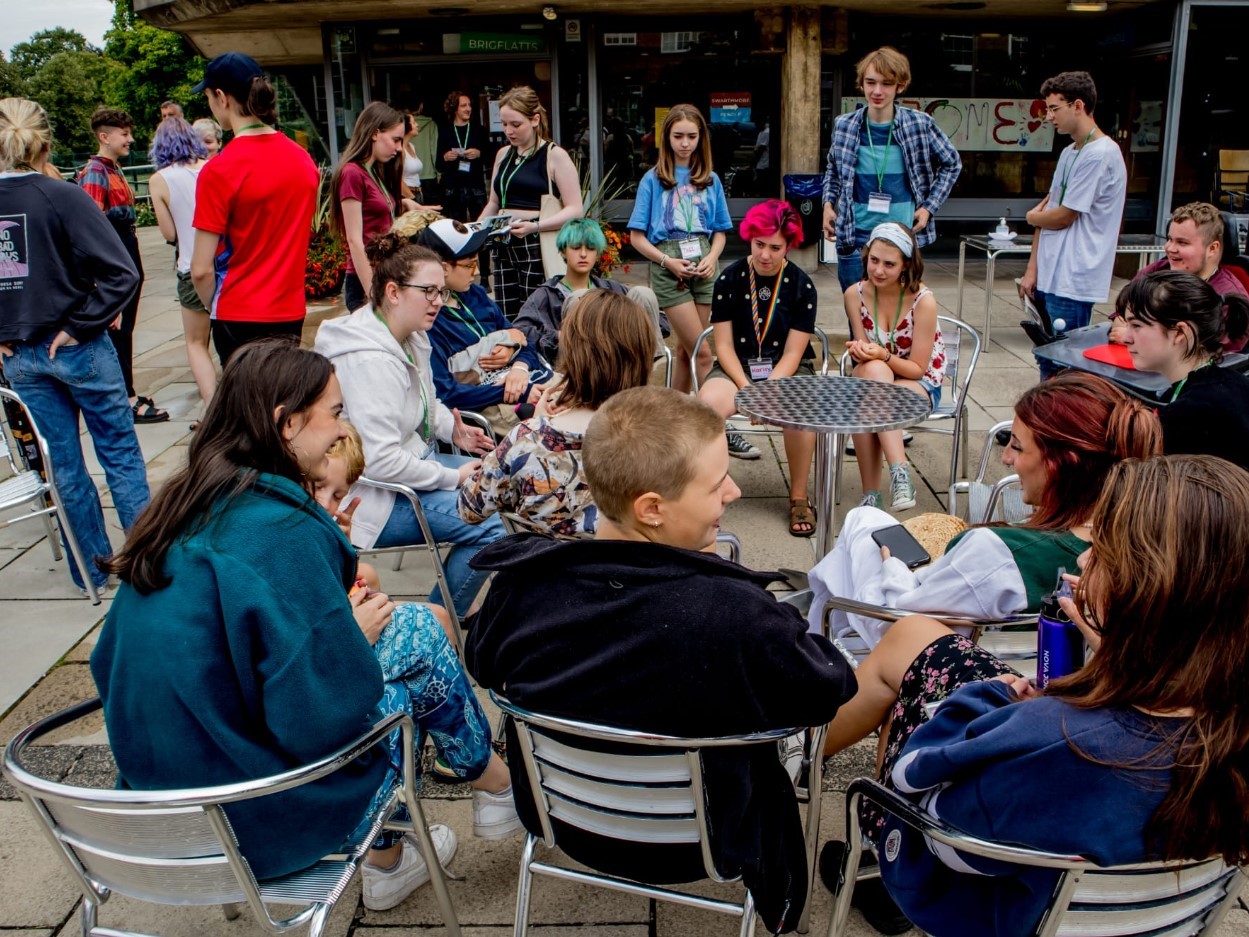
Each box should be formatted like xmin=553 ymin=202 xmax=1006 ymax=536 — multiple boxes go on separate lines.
xmin=472 ymin=785 xmax=524 ymax=840
xmin=361 ymin=824 xmax=457 ymax=911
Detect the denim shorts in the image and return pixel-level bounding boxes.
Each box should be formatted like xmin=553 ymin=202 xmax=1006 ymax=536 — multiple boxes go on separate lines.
xmin=918 ymin=379 xmax=942 ymax=411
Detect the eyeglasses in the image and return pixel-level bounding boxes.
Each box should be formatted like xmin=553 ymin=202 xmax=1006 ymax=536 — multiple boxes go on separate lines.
xmin=401 ymin=283 xmax=452 ymax=304
xmin=1045 ymin=102 xmax=1073 ymax=116
xmin=454 ymin=259 xmax=480 ymax=271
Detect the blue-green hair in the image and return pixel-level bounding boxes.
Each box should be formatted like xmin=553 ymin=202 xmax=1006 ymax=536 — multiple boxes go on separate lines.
xmin=556 ymin=217 xmax=607 ymax=253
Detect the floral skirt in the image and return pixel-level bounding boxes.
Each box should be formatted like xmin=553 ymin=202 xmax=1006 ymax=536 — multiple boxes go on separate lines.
xmin=864 ymin=633 xmax=1017 ymax=840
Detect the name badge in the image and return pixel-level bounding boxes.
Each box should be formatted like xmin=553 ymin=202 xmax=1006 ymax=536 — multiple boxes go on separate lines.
xmin=867 ymin=191 xmax=892 ymax=214
xmin=749 ymin=357 xmax=773 ymax=381
xmin=678 ymin=237 xmax=703 ymax=261
xmin=458 ymin=160 xmax=472 ymax=173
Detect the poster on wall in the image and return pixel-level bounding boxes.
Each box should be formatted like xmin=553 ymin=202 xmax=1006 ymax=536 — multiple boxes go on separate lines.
xmin=1131 ymin=100 xmax=1162 ymax=153
xmin=843 ymin=97 xmax=1056 ymax=152
xmin=654 ymin=107 xmax=670 ymax=143
xmin=710 ymin=92 xmax=752 ymax=126
xmin=488 ymin=100 xmax=503 ymax=133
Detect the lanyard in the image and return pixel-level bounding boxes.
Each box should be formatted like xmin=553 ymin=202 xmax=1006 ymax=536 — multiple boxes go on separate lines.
xmin=235 ymin=122 xmax=267 ymax=132
xmin=447 ymin=294 xmax=489 ymax=339
xmin=871 ymin=286 xmax=906 ymax=353
xmin=1170 ymin=360 xmax=1211 ymax=402
xmin=498 ymin=143 xmax=539 ymax=209
xmin=747 ymin=260 xmax=785 ymax=356
xmin=1059 ymin=129 xmax=1097 ymax=205
xmin=367 ymin=161 xmax=395 ymax=216
xmin=453 ymin=123 xmax=470 ymax=151
xmin=867 ymin=121 xmax=895 ymax=193
xmin=373 ymin=310 xmax=431 ymax=443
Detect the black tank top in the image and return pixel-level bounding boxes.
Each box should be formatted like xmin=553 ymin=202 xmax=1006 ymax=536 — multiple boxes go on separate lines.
xmin=492 ymin=143 xmax=550 ymax=210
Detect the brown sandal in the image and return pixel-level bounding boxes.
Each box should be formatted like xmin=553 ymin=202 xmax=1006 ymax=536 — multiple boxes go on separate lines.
xmin=788 ymin=499 xmax=816 ymax=538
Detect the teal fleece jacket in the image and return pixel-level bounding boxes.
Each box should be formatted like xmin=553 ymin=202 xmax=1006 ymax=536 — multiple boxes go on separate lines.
xmin=90 ymin=473 xmax=388 ymax=880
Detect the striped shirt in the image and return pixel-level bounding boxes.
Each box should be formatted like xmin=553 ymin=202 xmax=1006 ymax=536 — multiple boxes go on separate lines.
xmin=853 ymin=120 xmax=915 ymax=236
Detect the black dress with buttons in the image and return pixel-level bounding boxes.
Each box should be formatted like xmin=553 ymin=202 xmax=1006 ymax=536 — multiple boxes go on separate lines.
xmin=709 ymin=258 xmax=818 ymax=373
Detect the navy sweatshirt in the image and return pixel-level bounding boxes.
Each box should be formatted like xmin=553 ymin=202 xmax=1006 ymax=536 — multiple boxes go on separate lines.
xmin=880 ymin=680 xmax=1182 ymax=937
xmin=0 ymin=172 xmax=138 ymax=344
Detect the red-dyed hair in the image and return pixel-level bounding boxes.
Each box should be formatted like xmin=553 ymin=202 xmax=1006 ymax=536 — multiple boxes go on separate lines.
xmin=739 ymin=198 xmax=804 ymax=249
xmin=1012 ymin=372 xmax=1162 ymax=531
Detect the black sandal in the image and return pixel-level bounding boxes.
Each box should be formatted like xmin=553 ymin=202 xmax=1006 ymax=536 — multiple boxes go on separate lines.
xmin=131 ymin=395 xmax=170 ymax=424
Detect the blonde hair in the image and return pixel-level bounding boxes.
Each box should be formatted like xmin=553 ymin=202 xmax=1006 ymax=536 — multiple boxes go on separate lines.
xmin=655 ymin=104 xmax=713 ymax=189
xmin=327 ymin=420 xmax=366 ymax=485
xmin=553 ymin=292 xmax=656 ymax=411
xmin=498 ymin=86 xmax=550 ymax=142
xmin=583 ymin=386 xmax=723 ymax=524
xmin=0 ymin=98 xmax=52 ymax=171
xmin=855 ymin=47 xmax=912 ymax=93
xmin=391 ymin=209 xmax=444 ymax=240
xmin=1170 ymin=202 xmax=1225 ymax=253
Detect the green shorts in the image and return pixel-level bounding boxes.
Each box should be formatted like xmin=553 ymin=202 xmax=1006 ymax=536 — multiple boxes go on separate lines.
xmin=176 ymin=270 xmax=207 ymax=313
xmin=706 ymin=358 xmax=816 ymax=386
xmin=651 ymin=236 xmax=718 ymax=308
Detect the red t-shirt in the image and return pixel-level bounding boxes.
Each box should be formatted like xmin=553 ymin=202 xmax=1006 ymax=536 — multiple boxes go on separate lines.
xmin=193 ymin=133 xmax=319 ymax=322
xmin=338 ymin=161 xmax=396 ymax=274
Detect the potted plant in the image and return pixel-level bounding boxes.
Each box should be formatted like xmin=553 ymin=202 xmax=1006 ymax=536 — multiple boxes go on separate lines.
xmin=306 ymin=168 xmax=348 ymax=301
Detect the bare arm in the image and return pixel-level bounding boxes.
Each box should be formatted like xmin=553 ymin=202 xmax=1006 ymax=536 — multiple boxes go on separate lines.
xmin=190 ymin=229 xmax=221 ymax=308
xmin=770 ymin=329 xmax=813 ymax=380
xmin=1027 ymin=201 xmax=1079 ymax=231
xmin=148 ymin=173 xmax=177 ymax=244
xmin=711 ymin=320 xmax=750 ymax=388
xmin=340 ymin=198 xmax=372 ymax=294
xmin=629 ymin=229 xmax=691 ymax=280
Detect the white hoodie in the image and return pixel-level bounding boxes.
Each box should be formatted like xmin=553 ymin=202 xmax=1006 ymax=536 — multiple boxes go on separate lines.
xmin=314 ymin=305 xmax=458 ymax=548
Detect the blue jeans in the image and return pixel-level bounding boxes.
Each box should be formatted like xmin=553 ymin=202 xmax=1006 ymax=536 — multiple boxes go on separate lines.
xmin=374 ymin=452 xmax=505 ymax=617
xmin=1 ymin=334 xmax=150 ymax=589
xmin=836 ymin=239 xmax=867 ymax=293
xmin=1032 ymin=291 xmax=1096 ymax=379
xmin=346 ymin=602 xmax=494 ymax=850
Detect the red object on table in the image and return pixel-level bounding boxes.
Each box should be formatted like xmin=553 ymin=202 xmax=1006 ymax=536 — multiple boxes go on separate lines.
xmin=1083 ymin=344 xmax=1136 ymax=369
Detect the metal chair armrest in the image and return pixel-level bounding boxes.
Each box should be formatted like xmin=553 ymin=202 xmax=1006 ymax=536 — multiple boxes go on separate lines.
xmin=822 ymin=595 xmax=1038 ymax=631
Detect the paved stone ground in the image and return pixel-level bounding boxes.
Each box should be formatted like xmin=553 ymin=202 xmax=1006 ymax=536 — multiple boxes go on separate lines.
xmin=1 ymin=228 xmax=1245 ymax=936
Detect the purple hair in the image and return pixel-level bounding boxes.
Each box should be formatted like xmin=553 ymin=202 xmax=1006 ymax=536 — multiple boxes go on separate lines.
xmin=149 ymin=116 xmax=208 ymax=169
xmin=739 ymin=198 xmax=804 ymax=249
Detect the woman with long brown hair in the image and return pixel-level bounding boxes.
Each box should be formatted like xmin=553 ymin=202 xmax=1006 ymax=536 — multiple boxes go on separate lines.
xmin=828 ymin=454 xmax=1249 ymax=937
xmin=477 ymin=86 xmax=583 ymax=318
xmin=331 ymin=101 xmax=414 ymax=311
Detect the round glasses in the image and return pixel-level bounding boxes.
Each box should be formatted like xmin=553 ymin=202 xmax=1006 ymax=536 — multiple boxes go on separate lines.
xmin=454 ymin=259 xmax=480 ymax=271
xmin=1045 ymin=102 xmax=1073 ymax=116
xmin=401 ymin=283 xmax=452 ymax=304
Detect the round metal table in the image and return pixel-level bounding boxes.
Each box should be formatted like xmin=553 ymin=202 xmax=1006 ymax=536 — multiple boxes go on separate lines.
xmin=735 ymin=375 xmax=933 ymax=556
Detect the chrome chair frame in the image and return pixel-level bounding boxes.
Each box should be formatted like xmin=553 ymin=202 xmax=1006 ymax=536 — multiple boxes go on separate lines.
xmin=3 ymin=698 xmax=461 ymax=937
xmin=0 ymin=386 xmax=100 ymax=603
xmin=948 ymin=419 xmax=1025 ymax=525
xmin=834 ymin=316 xmax=982 ymax=503
xmin=491 ymin=692 xmax=828 ymax=937
xmin=828 ymin=778 xmax=1245 ymax=937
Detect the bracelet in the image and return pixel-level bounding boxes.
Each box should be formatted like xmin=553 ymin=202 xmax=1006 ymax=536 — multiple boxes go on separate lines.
xmin=510 ymin=362 xmax=529 ymax=372
xmin=884 ymin=352 xmax=892 ymax=363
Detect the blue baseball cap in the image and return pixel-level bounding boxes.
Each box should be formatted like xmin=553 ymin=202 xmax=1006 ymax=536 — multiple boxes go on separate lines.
xmin=191 ymin=52 xmax=265 ymax=98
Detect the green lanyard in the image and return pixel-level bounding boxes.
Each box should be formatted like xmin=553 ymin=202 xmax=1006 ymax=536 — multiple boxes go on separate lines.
xmin=235 ymin=122 xmax=267 ymax=132
xmin=1170 ymin=360 xmax=1211 ymax=402
xmin=498 ymin=144 xmax=540 ymax=209
xmin=867 ymin=122 xmax=895 ymax=193
xmin=872 ymin=286 xmax=906 ymax=353
xmin=447 ymin=294 xmax=489 ymax=339
xmin=366 ymin=161 xmax=395 ymax=216
xmin=747 ymin=260 xmax=785 ymax=357
xmin=1059 ymin=129 xmax=1097 ymax=205
xmin=373 ymin=310 xmax=431 ymax=443
xmin=453 ymin=123 xmax=470 ymax=151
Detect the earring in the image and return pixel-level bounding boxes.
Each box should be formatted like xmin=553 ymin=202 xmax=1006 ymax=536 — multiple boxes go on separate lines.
xmin=651 ymin=521 xmax=661 ymax=528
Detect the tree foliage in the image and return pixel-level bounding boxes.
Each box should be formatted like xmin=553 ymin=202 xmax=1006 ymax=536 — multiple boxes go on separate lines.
xmin=104 ymin=0 xmax=205 ymax=129
xmin=10 ymin=28 xmax=95 ymax=80
xmin=27 ymin=51 xmax=123 ymax=156
xmin=0 ymin=51 xmax=26 ymax=98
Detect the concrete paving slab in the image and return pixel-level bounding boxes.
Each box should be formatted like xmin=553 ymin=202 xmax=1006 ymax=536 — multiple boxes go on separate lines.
xmin=0 ymin=599 xmax=106 ymax=716
xmin=0 ymin=663 xmax=101 ymax=746
xmin=356 ymin=928 xmax=648 ymax=936
xmin=0 ymin=545 xmax=116 ymax=602
xmin=0 ymin=801 xmax=83 ymax=928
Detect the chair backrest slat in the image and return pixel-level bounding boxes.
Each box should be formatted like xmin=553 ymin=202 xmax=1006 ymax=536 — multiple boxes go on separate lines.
xmin=539 ymin=763 xmax=697 ymax=816
xmin=46 ymin=801 xmax=225 ymax=859
xmin=545 ymin=790 xmax=701 ymax=844
xmin=61 ymin=833 xmax=245 ymax=905
xmin=1055 ymin=869 xmax=1235 ymax=937
xmin=1070 ymin=860 xmax=1230 ymax=904
xmin=531 ymin=732 xmax=691 ymax=784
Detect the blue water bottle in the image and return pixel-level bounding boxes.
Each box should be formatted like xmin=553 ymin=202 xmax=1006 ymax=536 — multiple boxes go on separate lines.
xmin=1036 ymin=571 xmax=1084 ymax=689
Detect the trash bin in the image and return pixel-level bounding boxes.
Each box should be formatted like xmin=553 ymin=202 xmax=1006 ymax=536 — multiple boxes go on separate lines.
xmin=782 ymin=173 xmax=823 ymax=248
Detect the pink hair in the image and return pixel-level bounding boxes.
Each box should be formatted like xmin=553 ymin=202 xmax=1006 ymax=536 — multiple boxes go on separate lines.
xmin=739 ymin=199 xmax=804 ymax=249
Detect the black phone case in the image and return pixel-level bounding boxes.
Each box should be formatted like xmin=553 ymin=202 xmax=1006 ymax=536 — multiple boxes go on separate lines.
xmin=871 ymin=524 xmax=931 ymax=569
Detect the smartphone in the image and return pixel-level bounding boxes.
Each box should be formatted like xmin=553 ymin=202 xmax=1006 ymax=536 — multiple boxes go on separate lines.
xmin=871 ymin=524 xmax=931 ymax=570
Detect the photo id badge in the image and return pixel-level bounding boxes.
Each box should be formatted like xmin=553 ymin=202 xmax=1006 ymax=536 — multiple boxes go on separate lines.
xmin=458 ymin=160 xmax=472 ymax=172
xmin=679 ymin=237 xmax=703 ymax=261
xmin=749 ymin=358 xmax=773 ymax=381
xmin=867 ymin=191 xmax=892 ymax=214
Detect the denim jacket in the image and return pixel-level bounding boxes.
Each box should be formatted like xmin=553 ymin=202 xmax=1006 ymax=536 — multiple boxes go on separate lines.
xmin=822 ymin=105 xmax=961 ymax=250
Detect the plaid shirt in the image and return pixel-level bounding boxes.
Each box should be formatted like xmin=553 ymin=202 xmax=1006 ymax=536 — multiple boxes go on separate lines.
xmin=77 ymin=155 xmax=136 ymax=228
xmin=822 ymin=105 xmax=961 ymax=250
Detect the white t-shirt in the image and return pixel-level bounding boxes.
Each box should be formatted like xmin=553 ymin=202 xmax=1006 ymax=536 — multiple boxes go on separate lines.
xmin=1036 ymin=134 xmax=1127 ymax=303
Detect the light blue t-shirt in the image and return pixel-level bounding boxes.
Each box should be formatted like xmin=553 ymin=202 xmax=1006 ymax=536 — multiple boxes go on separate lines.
xmin=853 ymin=120 xmax=914 ymax=236
xmin=627 ymin=166 xmax=733 ymax=243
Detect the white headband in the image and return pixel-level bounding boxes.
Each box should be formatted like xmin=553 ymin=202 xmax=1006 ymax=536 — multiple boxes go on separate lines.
xmin=868 ymin=222 xmax=914 ymax=259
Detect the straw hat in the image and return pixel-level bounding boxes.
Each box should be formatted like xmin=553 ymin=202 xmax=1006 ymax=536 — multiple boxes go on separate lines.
xmin=902 ymin=513 xmax=969 ymax=559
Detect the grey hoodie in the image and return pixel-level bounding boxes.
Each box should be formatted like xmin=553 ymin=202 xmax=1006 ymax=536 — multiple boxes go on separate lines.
xmin=314 ymin=305 xmax=458 ymax=548
xmin=513 ymin=275 xmax=629 ymax=361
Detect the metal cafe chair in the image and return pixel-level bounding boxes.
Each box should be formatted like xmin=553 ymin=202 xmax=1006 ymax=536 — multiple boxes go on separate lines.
xmin=3 ymin=698 xmax=462 ymax=937
xmin=948 ymin=420 xmax=1027 ymax=526
xmin=0 ymin=385 xmax=103 ymax=603
xmin=491 ymin=692 xmax=828 ymax=937
xmin=834 ymin=316 xmax=982 ymax=504
xmin=828 ymin=777 xmax=1246 ymax=937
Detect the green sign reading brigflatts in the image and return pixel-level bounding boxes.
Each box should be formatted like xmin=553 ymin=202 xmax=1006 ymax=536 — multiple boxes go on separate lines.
xmin=455 ymin=32 xmax=546 ymax=53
